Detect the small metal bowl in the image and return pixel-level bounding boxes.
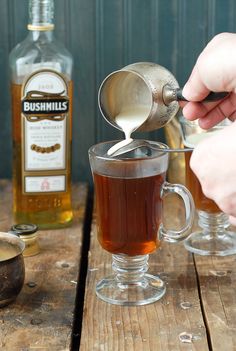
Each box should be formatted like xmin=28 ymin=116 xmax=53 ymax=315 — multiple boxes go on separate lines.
xmin=0 ymin=232 xmax=25 ymax=307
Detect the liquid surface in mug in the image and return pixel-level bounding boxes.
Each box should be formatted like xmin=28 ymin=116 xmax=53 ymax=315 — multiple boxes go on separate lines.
xmin=0 ymin=242 xmax=20 ymax=262
xmin=184 ymin=133 xmax=220 ymax=213
xmin=93 ymin=171 xmax=166 ymax=256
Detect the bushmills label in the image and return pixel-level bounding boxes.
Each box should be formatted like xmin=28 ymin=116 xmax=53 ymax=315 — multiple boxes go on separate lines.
xmin=21 ymin=69 xmax=70 ymax=193
xmin=22 ymin=90 xmax=69 ymax=119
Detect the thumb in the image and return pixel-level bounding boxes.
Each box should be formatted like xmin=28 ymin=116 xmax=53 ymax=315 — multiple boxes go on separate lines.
xmin=182 ymin=66 xmax=210 ymax=102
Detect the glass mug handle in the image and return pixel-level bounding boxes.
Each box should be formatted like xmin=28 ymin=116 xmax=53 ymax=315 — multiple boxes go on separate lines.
xmin=159 ymin=182 xmax=195 ymax=242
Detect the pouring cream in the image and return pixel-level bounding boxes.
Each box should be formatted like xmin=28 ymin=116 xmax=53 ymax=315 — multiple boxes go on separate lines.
xmin=107 ymin=106 xmax=150 ymax=155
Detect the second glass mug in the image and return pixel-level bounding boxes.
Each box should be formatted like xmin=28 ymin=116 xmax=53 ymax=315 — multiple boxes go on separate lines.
xmin=180 ymin=117 xmax=236 ymax=256
xmin=89 ymin=140 xmax=194 ymax=306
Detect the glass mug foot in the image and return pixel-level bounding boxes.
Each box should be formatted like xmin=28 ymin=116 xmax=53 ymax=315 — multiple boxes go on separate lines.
xmin=184 ymin=230 xmax=236 ymax=256
xmin=95 ymin=254 xmax=166 ymax=306
xmin=184 ymin=211 xmax=236 ymax=256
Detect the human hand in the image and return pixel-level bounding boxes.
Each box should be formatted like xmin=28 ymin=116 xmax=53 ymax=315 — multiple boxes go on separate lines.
xmin=190 ymin=122 xmax=236 ymax=225
xmin=182 ymin=33 xmax=236 ymax=129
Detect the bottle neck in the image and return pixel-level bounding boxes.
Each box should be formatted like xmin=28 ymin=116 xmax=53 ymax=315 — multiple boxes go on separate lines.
xmin=28 ymin=0 xmax=54 ymax=32
xmin=27 ymin=30 xmax=54 ymax=42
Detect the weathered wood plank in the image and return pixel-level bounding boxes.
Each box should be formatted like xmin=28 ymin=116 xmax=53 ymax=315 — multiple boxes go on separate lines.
xmin=194 ymin=252 xmax=236 ymax=350
xmin=80 ymin=195 xmax=209 ymax=351
xmin=0 ymin=181 xmax=88 ymax=350
xmin=164 ymin=113 xmax=236 ymax=350
xmin=165 ymin=115 xmax=236 ymax=350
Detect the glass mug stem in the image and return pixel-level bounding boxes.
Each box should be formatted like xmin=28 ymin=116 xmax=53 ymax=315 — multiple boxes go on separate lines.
xmin=198 ymin=211 xmax=230 ymax=235
xmin=112 ymin=254 xmax=149 ymax=286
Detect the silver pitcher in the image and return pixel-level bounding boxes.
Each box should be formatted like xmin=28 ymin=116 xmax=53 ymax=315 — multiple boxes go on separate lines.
xmin=98 ymin=62 xmax=227 ymax=132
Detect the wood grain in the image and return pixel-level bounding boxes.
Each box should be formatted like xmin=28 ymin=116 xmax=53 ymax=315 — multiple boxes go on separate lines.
xmin=0 ymin=181 xmax=88 ymax=351
xmin=194 ymin=254 xmax=236 ymax=350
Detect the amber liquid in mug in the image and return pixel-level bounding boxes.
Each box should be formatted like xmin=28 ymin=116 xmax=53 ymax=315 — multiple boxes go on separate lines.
xmin=185 ymin=134 xmax=220 ymax=213
xmin=94 ymin=171 xmax=166 ymax=256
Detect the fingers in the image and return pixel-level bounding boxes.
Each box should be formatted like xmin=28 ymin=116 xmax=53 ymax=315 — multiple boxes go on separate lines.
xmin=197 ymin=97 xmax=235 ymax=128
xmin=182 ymin=93 xmax=236 ymax=128
xmin=229 ymin=215 xmax=236 ymax=227
xmin=182 ymin=100 xmax=220 ymax=121
xmin=182 ymin=101 xmax=226 ymax=128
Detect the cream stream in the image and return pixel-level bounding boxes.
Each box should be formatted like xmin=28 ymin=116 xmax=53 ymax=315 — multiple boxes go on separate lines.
xmin=107 ymin=106 xmax=150 ymax=156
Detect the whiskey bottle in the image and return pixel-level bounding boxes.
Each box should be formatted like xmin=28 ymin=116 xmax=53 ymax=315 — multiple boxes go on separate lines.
xmin=9 ymin=0 xmax=73 ymax=229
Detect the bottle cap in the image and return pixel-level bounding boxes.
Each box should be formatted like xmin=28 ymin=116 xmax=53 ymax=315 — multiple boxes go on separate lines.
xmin=11 ymin=223 xmax=38 ymax=235
xmin=10 ymin=224 xmax=40 ymax=257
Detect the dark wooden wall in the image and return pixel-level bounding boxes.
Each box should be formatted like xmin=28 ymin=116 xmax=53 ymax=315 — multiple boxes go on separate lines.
xmin=1 ymin=0 xmax=236 ymax=183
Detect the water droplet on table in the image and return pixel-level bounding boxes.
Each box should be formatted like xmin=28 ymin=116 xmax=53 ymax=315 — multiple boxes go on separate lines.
xmin=180 ymin=301 xmax=192 ymax=309
xmin=31 ymin=318 xmax=43 ymax=325
xmin=179 ymin=332 xmax=202 ymax=343
xmin=27 ymin=281 xmax=37 ymax=288
xmin=210 ymin=270 xmax=227 ymax=277
xmin=150 ymin=279 xmax=164 ymax=288
xmin=61 ymin=262 xmax=70 ymax=268
xmin=179 ymin=332 xmax=193 ymax=343
xmin=89 ymin=268 xmax=99 ymax=272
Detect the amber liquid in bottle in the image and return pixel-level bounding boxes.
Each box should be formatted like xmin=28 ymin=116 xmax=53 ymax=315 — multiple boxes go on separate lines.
xmin=11 ymin=82 xmax=73 ymax=228
xmin=10 ymin=0 xmax=74 ymax=229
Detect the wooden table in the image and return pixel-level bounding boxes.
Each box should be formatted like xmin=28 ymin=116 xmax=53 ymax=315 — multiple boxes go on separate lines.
xmin=0 ymin=181 xmax=89 ymax=350
xmin=1 ymin=181 xmax=236 ymax=350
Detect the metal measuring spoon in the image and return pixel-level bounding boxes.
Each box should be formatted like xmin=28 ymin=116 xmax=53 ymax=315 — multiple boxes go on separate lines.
xmin=107 ymin=139 xmax=193 ymax=157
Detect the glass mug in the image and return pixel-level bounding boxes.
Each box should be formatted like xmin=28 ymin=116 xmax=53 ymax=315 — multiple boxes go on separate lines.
xmin=89 ymin=140 xmax=194 ymax=306
xmin=180 ymin=117 xmax=236 ymax=256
